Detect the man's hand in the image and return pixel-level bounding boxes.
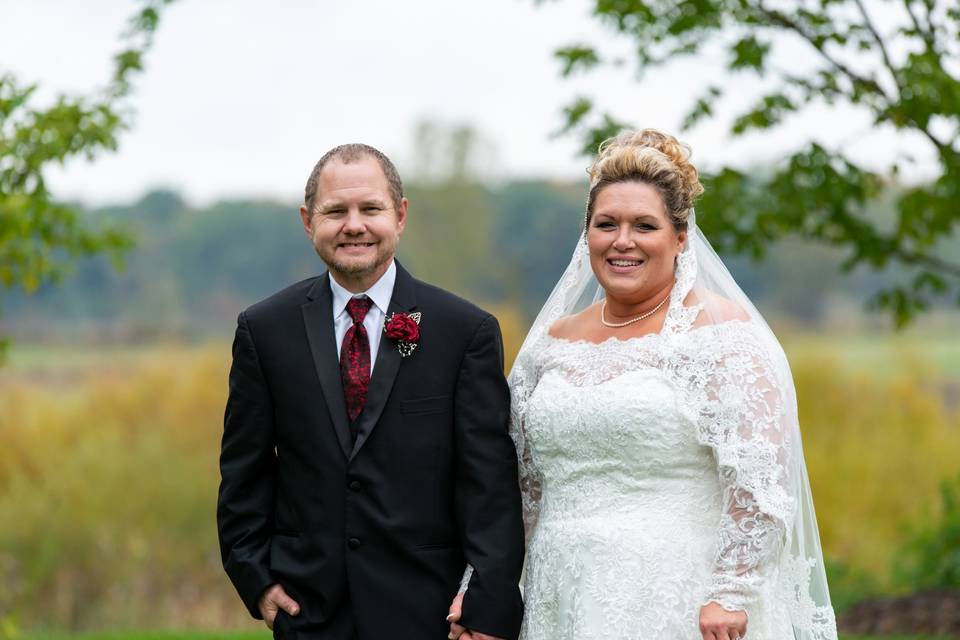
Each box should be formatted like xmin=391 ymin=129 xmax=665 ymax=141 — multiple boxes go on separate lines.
xmin=447 ymin=591 xmax=504 ymax=640
xmin=699 ymin=602 xmax=747 ymax=640
xmin=258 ymin=583 xmax=301 ymax=630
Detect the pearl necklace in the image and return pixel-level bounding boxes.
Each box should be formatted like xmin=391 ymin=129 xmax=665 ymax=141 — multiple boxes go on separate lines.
xmin=600 ymin=293 xmax=671 ymax=328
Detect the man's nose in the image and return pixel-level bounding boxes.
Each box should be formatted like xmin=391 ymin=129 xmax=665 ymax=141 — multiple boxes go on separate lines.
xmin=342 ymin=209 xmax=366 ymax=233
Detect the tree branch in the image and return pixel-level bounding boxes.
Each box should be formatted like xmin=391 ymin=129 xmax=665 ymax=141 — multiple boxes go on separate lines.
xmin=896 ymin=248 xmax=960 ymax=278
xmin=853 ymin=0 xmax=903 ymax=99
xmin=754 ymin=1 xmax=894 ymax=104
xmin=904 ymin=0 xmax=938 ymax=52
xmin=917 ymin=125 xmax=951 ymax=156
xmin=872 ymin=2 xmax=953 ymax=155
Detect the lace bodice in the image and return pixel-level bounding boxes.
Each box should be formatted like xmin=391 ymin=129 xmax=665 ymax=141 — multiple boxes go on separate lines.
xmin=526 ymin=338 xmax=721 ymax=531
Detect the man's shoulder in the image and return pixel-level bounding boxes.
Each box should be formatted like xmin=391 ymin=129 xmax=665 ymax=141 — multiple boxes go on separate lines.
xmin=412 ymin=279 xmax=494 ymax=330
xmin=242 ymin=275 xmax=324 ymax=320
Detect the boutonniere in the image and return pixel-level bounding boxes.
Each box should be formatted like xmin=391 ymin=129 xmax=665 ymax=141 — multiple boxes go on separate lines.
xmin=384 ymin=311 xmax=421 ymax=357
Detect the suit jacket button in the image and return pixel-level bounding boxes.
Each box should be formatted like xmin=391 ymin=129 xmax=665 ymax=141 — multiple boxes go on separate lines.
xmin=349 ymin=480 xmax=362 ymax=492
xmin=348 ymin=537 xmax=361 ymax=550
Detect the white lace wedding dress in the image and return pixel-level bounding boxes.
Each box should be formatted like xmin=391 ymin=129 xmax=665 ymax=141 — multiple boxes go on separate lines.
xmin=509 ymin=240 xmax=837 ymax=640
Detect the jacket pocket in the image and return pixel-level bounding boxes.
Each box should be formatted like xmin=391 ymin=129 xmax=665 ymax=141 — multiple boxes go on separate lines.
xmin=414 ymin=540 xmax=458 ymax=551
xmin=401 ymin=395 xmax=452 ymax=416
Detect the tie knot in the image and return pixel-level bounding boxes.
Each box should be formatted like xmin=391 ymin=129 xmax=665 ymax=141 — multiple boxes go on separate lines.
xmin=346 ymin=296 xmax=374 ymax=324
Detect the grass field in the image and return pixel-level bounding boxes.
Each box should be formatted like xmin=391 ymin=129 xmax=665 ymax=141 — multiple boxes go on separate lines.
xmin=17 ymin=631 xmax=958 ymax=640
xmin=2 ymin=331 xmax=958 ymax=633
xmin=5 ymin=328 xmax=960 ymax=378
xmin=23 ymin=634 xmax=264 ymax=640
xmin=782 ymin=331 xmax=960 ymax=378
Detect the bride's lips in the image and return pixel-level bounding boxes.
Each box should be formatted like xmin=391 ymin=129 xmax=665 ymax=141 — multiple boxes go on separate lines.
xmin=605 ymin=255 xmax=646 ymax=274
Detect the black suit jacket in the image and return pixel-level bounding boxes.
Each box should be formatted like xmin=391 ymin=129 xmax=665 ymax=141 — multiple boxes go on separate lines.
xmin=217 ymin=262 xmax=525 ymax=639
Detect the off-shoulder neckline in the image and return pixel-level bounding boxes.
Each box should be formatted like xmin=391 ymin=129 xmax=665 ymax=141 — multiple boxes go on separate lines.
xmin=543 ymin=318 xmax=756 ymax=348
xmin=543 ymin=331 xmax=663 ymax=347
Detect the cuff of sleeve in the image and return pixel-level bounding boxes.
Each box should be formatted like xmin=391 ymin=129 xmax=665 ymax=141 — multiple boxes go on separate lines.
xmin=225 ymin=556 xmax=275 ymax=620
xmin=706 ymin=594 xmax=750 ymax=614
xmin=459 ymin=575 xmax=523 ymax=640
xmin=706 ymin=574 xmax=759 ymax=614
xmin=241 ymin=576 xmax=276 ymax=620
xmin=459 ymin=564 xmax=475 ymax=594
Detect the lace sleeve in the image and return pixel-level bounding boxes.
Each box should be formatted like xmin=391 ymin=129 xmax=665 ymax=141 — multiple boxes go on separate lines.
xmin=695 ymin=328 xmax=796 ymax=612
xmin=513 ymin=399 xmax=543 ymax=537
xmin=507 ymin=339 xmax=545 ymax=539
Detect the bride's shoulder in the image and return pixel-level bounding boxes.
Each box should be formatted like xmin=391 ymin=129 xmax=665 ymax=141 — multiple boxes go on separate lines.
xmin=547 ymin=304 xmax=601 ymax=340
xmin=547 ymin=315 xmax=575 ymax=340
xmin=687 ymin=290 xmax=751 ymax=328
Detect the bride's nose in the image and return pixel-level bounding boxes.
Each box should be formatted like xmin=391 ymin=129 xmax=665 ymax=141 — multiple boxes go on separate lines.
xmin=612 ymin=225 xmax=635 ymax=250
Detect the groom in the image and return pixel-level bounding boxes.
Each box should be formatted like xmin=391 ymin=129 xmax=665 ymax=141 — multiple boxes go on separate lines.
xmin=217 ymin=144 xmax=525 ymax=640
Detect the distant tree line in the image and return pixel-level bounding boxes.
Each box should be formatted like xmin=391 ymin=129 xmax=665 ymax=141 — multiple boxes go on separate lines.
xmin=4 ymin=179 xmax=950 ymax=342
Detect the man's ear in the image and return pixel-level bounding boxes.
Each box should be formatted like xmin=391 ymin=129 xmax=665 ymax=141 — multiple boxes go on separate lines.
xmin=299 ymin=205 xmax=313 ymax=237
xmin=396 ymin=197 xmax=409 ymax=234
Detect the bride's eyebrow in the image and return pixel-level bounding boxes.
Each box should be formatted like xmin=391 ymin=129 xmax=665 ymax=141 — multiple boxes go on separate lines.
xmin=593 ymin=212 xmax=660 ymax=222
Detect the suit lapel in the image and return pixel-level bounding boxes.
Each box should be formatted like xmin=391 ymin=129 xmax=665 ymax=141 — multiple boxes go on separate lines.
xmin=350 ymin=262 xmax=417 ymax=460
xmin=302 ymin=276 xmax=353 ymax=459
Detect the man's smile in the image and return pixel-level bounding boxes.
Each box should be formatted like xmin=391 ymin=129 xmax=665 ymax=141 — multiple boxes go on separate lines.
xmin=338 ymin=241 xmax=376 ymax=250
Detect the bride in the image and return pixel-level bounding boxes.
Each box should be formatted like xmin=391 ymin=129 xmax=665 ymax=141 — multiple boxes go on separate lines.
xmin=452 ymin=129 xmax=837 ymax=640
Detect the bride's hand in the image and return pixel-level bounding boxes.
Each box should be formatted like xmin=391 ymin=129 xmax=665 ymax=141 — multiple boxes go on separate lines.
xmin=699 ymin=602 xmax=747 ymax=640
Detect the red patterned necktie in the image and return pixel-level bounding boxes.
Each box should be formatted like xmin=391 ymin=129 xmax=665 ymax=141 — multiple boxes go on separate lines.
xmin=340 ymin=296 xmax=374 ymax=423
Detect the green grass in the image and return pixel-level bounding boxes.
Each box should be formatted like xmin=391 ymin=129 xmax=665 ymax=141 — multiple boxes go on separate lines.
xmin=22 ymin=634 xmax=264 ymax=640
xmin=7 ymin=329 xmax=960 ymax=378
xmin=5 ymin=331 xmax=960 ymax=379
xmin=4 ymin=335 xmax=959 ymax=632
xmin=1 ymin=341 xmax=211 ymax=374
xmin=17 ymin=632 xmax=958 ymax=640
xmin=781 ymin=331 xmax=960 ymax=379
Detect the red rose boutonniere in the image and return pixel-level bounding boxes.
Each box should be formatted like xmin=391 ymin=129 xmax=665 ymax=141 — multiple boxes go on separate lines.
xmin=384 ymin=312 xmax=421 ymax=357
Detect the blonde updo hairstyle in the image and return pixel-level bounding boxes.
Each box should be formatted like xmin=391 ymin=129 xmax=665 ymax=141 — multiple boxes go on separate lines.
xmin=585 ymin=129 xmax=704 ymax=232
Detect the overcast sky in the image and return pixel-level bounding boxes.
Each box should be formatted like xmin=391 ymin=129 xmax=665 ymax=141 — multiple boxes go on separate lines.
xmin=1 ymin=0 xmax=939 ymax=206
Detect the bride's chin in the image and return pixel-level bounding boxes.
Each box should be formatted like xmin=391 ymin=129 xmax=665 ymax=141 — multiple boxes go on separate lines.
xmin=604 ymin=293 xmax=645 ymax=310
xmin=601 ymin=277 xmax=645 ymax=296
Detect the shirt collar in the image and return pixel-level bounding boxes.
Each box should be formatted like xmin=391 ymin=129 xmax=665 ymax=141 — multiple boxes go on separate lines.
xmin=329 ymin=260 xmax=397 ymax=319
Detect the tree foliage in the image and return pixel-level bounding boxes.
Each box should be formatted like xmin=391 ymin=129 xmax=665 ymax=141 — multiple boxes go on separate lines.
xmin=0 ymin=0 xmax=175 ymax=357
xmin=549 ymin=0 xmax=960 ymax=326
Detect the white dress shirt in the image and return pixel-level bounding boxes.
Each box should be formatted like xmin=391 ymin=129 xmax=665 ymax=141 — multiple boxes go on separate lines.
xmin=329 ymin=260 xmax=397 ymax=375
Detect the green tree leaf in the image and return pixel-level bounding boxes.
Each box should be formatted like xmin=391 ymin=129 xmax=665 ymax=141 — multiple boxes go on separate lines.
xmin=0 ymin=0 xmax=176 ymax=354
